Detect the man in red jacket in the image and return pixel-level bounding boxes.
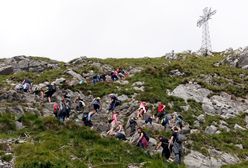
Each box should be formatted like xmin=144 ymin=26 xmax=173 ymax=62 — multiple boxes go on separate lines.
xmin=156 ymin=102 xmax=166 ymax=122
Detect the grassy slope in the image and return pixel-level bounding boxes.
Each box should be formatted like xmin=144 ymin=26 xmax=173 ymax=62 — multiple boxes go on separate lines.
xmin=0 ymin=113 xmax=183 ymax=168
xmin=1 ymin=54 xmax=248 ymax=167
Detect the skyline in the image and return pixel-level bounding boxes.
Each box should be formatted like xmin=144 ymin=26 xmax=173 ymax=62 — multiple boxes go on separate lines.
xmin=0 ymin=0 xmax=248 ymax=62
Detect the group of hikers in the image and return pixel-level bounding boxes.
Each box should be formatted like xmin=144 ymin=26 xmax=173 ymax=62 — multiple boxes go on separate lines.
xmin=15 ymin=78 xmax=184 ymax=165
xmin=92 ymin=67 xmax=128 ymax=85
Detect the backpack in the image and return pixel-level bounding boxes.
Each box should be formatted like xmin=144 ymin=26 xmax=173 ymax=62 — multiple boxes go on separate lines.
xmin=115 ymin=99 xmax=122 ymax=106
xmin=143 ymin=132 xmax=149 ymax=142
xmin=53 ymin=103 xmax=60 ymax=113
xmin=176 ymin=133 xmax=186 ymax=143
xmin=82 ymin=113 xmax=89 ymax=121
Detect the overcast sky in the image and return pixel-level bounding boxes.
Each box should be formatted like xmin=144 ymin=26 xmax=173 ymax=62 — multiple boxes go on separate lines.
xmin=0 ymin=0 xmax=247 ymax=62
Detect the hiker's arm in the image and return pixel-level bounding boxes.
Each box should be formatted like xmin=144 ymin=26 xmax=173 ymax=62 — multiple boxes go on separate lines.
xmin=168 ymin=136 xmax=174 ymax=148
xmin=156 ymin=142 xmax=162 ymax=150
xmin=137 ymin=133 xmax=143 ymax=143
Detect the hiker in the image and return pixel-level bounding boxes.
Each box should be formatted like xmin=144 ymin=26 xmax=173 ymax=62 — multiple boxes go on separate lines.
xmin=161 ymin=114 xmax=171 ymax=129
xmin=155 ymin=102 xmax=166 ymax=122
xmin=156 ymin=136 xmax=171 ymax=161
xmin=91 ymin=97 xmax=101 ymax=113
xmin=136 ymin=101 xmax=148 ymax=119
xmin=74 ymin=96 xmax=85 ymax=112
xmin=127 ymin=117 xmax=137 ymax=136
xmin=135 ymin=127 xmax=149 ymax=149
xmin=62 ymin=95 xmax=71 ymax=119
xmin=99 ymin=74 xmax=106 ymax=81
xmin=53 ymin=101 xmax=60 ymax=118
xmin=22 ymin=79 xmax=32 ymax=92
xmin=58 ymin=100 xmax=67 ymax=122
xmin=114 ymin=123 xmax=126 ymax=140
xmin=44 ymin=83 xmax=56 ymax=102
xmin=82 ymin=111 xmax=95 ymax=127
xmin=169 ymin=126 xmax=183 ymax=164
xmin=107 ymin=111 xmax=119 ymax=135
xmin=108 ymin=94 xmax=121 ymax=111
xmin=92 ymin=74 xmax=100 ymax=85
xmin=111 ymin=71 xmax=118 ymax=81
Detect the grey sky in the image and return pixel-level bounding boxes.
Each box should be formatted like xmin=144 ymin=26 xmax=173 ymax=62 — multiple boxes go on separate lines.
xmin=0 ymin=0 xmax=247 ymax=62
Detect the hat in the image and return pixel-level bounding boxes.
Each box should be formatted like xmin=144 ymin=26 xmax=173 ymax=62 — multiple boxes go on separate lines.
xmin=96 ymin=97 xmax=100 ymax=100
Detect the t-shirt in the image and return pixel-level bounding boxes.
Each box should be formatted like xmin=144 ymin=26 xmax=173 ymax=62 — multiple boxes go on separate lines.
xmin=158 ymin=103 xmax=165 ymax=113
xmin=172 ymin=131 xmax=179 ymax=143
xmin=160 ymin=138 xmax=169 ymax=149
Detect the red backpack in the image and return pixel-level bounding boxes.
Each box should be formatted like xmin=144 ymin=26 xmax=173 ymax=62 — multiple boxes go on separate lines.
xmin=53 ymin=103 xmax=60 ymax=114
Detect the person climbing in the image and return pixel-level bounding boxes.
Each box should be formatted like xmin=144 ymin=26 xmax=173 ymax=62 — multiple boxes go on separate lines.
xmin=22 ymin=79 xmax=32 ymax=92
xmin=111 ymin=71 xmax=118 ymax=81
xmin=74 ymin=96 xmax=86 ymax=113
xmin=100 ymin=74 xmax=106 ymax=81
xmin=82 ymin=111 xmax=95 ymax=127
xmin=107 ymin=111 xmax=119 ymax=135
xmin=58 ymin=99 xmax=67 ymax=122
xmin=135 ymin=127 xmax=149 ymax=149
xmin=108 ymin=94 xmax=121 ymax=112
xmin=156 ymin=136 xmax=171 ymax=161
xmin=127 ymin=117 xmax=137 ymax=136
xmin=136 ymin=101 xmax=148 ymax=119
xmin=169 ymin=126 xmax=183 ymax=164
xmin=91 ymin=97 xmax=101 ymax=113
xmin=114 ymin=123 xmax=126 ymax=140
xmin=44 ymin=83 xmax=56 ymax=102
xmin=155 ymin=102 xmax=166 ymax=122
xmin=92 ymin=74 xmax=100 ymax=85
xmin=53 ymin=101 xmax=60 ymax=118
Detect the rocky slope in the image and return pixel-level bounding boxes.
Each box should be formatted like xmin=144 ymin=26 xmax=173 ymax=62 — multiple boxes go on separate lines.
xmin=0 ymin=51 xmax=248 ymax=168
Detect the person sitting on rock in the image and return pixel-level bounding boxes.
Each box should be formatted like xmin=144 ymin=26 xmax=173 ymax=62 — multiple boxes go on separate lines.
xmin=156 ymin=136 xmax=171 ymax=161
xmin=108 ymin=94 xmax=121 ymax=112
xmin=91 ymin=97 xmax=101 ymax=113
xmin=100 ymin=74 xmax=106 ymax=81
xmin=136 ymin=101 xmax=148 ymax=119
xmin=135 ymin=127 xmax=149 ymax=149
xmin=114 ymin=123 xmax=126 ymax=140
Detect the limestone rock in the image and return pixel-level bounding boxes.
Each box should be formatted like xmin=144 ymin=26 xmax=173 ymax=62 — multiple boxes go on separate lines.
xmin=205 ymin=125 xmax=218 ymax=135
xmin=170 ymin=83 xmax=212 ymax=103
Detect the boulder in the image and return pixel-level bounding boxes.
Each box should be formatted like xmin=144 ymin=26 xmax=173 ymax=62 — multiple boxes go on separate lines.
xmin=170 ymin=83 xmax=212 ymax=103
xmin=205 ymin=125 xmax=218 ymax=135
xmin=0 ymin=65 xmax=14 ymax=75
xmin=234 ymin=124 xmax=246 ymax=131
xmin=66 ymin=69 xmax=84 ymax=81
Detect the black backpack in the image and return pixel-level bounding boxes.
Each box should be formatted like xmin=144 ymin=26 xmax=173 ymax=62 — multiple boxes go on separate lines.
xmin=82 ymin=113 xmax=89 ymax=121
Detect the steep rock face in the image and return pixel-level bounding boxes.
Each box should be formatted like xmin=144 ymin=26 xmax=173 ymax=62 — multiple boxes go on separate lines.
xmin=222 ymin=47 xmax=248 ymax=69
xmin=171 ymin=83 xmax=248 ymax=117
xmin=184 ymin=150 xmax=239 ymax=168
xmin=0 ymin=55 xmax=59 ymax=74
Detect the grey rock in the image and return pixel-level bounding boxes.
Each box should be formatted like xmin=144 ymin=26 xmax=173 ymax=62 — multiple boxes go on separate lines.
xmin=115 ymin=80 xmax=129 ymax=85
xmin=235 ymin=144 xmax=243 ymax=149
xmin=117 ymin=95 xmax=129 ymax=102
xmin=197 ymin=114 xmax=205 ymax=123
xmin=219 ymin=124 xmax=230 ymax=132
xmin=205 ymin=125 xmax=218 ymax=135
xmin=193 ymin=120 xmax=200 ymax=128
xmin=15 ymin=121 xmax=24 ymax=130
xmin=170 ymin=69 xmax=185 ymax=77
xmin=148 ymin=138 xmax=157 ymax=146
xmin=170 ymin=83 xmax=212 ymax=103
xmin=234 ymin=124 xmax=246 ymax=131
xmin=0 ymin=65 xmax=14 ymax=75
xmin=66 ymin=69 xmax=84 ymax=81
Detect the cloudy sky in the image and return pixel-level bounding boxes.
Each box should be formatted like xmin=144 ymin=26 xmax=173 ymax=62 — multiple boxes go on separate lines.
xmin=0 ymin=0 xmax=247 ymax=62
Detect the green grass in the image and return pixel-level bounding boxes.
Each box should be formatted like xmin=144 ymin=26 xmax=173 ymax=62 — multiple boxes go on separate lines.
xmin=0 ymin=114 xmax=183 ymax=168
xmin=222 ymin=161 xmax=248 ymax=168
